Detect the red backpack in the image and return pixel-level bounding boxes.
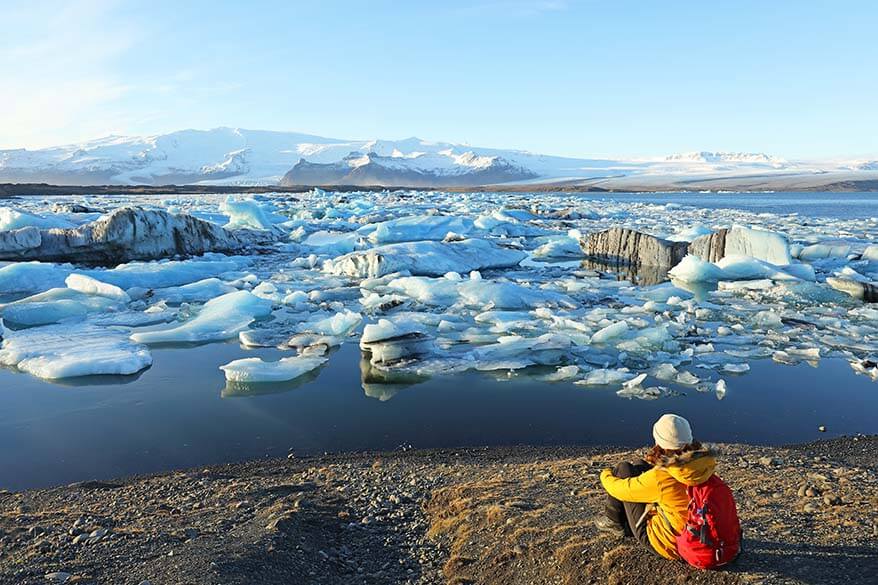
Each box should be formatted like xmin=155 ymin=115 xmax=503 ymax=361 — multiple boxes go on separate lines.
xmin=675 ymin=475 xmax=742 ymax=569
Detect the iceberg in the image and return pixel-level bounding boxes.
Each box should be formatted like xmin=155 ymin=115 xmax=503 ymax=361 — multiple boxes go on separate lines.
xmin=0 ymin=322 xmax=152 ymax=379
xmin=219 ymin=354 xmax=327 ymax=382
xmin=130 ymin=290 xmax=272 ymax=344
xmin=0 ymin=226 xmax=41 ymax=254
xmin=220 ymin=196 xmax=281 ymax=231
xmin=325 ymin=238 xmax=526 ymax=278
xmin=0 ymin=207 xmax=249 ymax=264
xmin=689 ymin=225 xmax=792 ymax=265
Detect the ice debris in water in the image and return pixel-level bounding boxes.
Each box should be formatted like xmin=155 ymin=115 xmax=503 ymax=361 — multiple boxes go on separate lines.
xmin=0 ymin=321 xmax=151 ymax=379
xmin=2 ymin=188 xmax=878 ymax=393
xmin=130 ymin=290 xmax=272 ymax=344
xmin=220 ymin=354 xmax=327 ymax=382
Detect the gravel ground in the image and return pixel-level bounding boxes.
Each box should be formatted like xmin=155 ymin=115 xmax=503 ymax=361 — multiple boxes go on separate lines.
xmin=1 ymin=437 xmax=876 ymax=585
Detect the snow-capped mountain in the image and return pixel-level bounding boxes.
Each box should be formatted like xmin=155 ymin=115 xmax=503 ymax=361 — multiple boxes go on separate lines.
xmin=0 ymin=127 xmax=875 ymax=190
xmin=663 ymin=151 xmax=784 ymax=166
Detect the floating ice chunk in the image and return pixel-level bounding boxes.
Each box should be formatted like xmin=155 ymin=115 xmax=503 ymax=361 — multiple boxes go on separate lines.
xmin=850 ymin=358 xmax=878 ymax=380
xmin=691 ymin=225 xmax=792 ymax=265
xmin=616 ymin=385 xmax=665 ymax=400
xmin=715 ymin=378 xmax=727 ymax=400
xmin=81 ymin=255 xmax=250 ymax=290
xmin=576 ymin=368 xmax=633 ymax=386
xmin=360 ymin=319 xmax=432 ymax=364
xmin=299 ymin=309 xmax=362 ymax=337
xmin=797 ymin=243 xmax=852 ymax=261
xmin=471 ymin=333 xmax=572 ymax=370
xmin=361 ymin=318 xmax=421 ymax=344
xmin=667 ymin=224 xmax=713 ymax=243
xmin=676 ymin=370 xmax=700 ymax=385
xmin=0 ymin=207 xmax=74 ymax=231
xmin=716 ymin=255 xmax=814 ymax=281
xmin=302 ymin=230 xmax=360 ymax=255
xmin=862 ymin=245 xmax=878 ymax=262
xmin=652 ymin=363 xmax=678 ymax=380
xmin=541 ymin=365 xmax=580 ymax=382
xmin=325 ymin=239 xmax=526 ymax=278
xmin=130 ymin=290 xmax=272 ymax=344
xmin=0 ymin=261 xmax=72 ymax=294
xmin=668 ymin=255 xmax=725 ymax=282
xmin=220 ymin=354 xmax=327 ymax=382
xmin=723 ymin=363 xmax=750 ymax=373
xmin=65 ymin=274 xmax=130 ymax=301
xmin=532 ymin=235 xmax=583 ymax=259
xmin=0 ymin=288 xmax=120 ymax=326
xmin=365 ymin=215 xmax=475 ymax=244
xmin=640 ymin=283 xmax=694 ymax=302
xmin=0 ymin=322 xmax=151 ymax=379
xmin=220 ymin=196 xmax=279 ymax=231
xmin=387 ymin=273 xmax=572 ymax=310
xmin=751 ymin=310 xmax=782 ymax=328
xmin=590 ymin=321 xmax=629 ymax=344
xmin=622 ymin=373 xmax=648 ymax=389
xmin=827 ymin=276 xmax=877 ymax=302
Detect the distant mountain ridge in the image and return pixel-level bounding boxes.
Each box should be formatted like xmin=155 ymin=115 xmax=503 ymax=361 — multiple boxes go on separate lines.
xmin=1 ymin=127 xmax=876 ymax=190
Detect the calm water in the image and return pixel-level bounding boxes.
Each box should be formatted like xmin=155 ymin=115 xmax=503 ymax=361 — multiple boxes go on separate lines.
xmin=575 ymin=191 xmax=878 ymax=220
xmin=1 ymin=340 xmax=876 ymax=491
xmin=2 ymin=191 xmax=878 ymax=490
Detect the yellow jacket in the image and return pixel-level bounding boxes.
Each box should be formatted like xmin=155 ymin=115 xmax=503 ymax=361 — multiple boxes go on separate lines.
xmin=600 ymin=449 xmax=717 ymax=559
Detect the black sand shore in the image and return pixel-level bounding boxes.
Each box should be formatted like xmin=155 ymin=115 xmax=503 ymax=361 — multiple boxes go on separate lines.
xmin=1 ymin=437 xmax=876 ymax=585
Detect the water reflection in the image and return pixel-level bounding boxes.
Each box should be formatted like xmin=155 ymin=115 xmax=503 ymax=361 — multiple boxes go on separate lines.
xmin=4 ymin=368 xmax=148 ymax=388
xmin=360 ymin=353 xmax=428 ymax=401
xmin=580 ymin=259 xmax=671 ymax=286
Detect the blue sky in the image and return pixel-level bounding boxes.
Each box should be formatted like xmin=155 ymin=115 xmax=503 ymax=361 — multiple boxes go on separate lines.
xmin=2 ymin=0 xmax=876 ymax=158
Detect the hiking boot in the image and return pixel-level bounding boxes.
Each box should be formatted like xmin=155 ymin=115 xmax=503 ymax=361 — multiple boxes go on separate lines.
xmin=593 ymin=516 xmax=625 ymax=536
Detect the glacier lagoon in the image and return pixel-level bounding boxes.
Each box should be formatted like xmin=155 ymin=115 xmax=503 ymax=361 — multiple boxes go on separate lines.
xmin=1 ymin=190 xmax=877 ymax=490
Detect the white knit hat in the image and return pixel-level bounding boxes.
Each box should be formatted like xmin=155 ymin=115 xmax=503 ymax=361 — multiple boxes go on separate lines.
xmin=652 ymin=413 xmax=693 ymax=450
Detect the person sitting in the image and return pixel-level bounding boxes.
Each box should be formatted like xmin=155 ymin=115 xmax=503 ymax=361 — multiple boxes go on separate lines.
xmin=595 ymin=413 xmax=725 ymax=562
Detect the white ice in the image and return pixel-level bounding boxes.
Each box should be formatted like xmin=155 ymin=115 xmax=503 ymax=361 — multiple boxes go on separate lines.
xmin=130 ymin=290 xmax=272 ymax=344
xmin=0 ymin=207 xmax=75 ymax=231
xmin=220 ymin=354 xmax=327 ymax=382
xmin=325 ymin=239 xmax=526 ymax=278
xmin=0 ymin=322 xmax=152 ymax=379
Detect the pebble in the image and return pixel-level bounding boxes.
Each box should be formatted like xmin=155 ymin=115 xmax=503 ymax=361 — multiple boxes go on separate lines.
xmin=819 ymin=425 xmax=827 ymax=432
xmin=45 ymin=572 xmax=71 ymax=583
xmin=823 ymin=494 xmax=842 ymax=506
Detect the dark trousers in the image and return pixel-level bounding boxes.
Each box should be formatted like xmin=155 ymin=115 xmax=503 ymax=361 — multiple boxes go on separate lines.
xmin=603 ymin=460 xmax=653 ymax=550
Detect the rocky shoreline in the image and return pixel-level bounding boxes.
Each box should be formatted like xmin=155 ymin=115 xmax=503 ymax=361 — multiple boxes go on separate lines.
xmin=1 ymin=437 xmax=876 ymax=585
